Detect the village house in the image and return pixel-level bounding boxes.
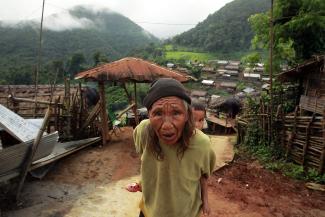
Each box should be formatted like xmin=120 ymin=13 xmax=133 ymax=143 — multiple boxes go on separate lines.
xmin=191 ymin=90 xmax=208 ymax=105
xmin=166 ymin=62 xmax=176 ymax=68
xmin=277 ymin=55 xmax=325 ymax=173
xmin=201 ymin=79 xmax=215 ymax=86
xmin=219 ymin=81 xmax=237 ymax=93
xmin=243 ymin=68 xmax=261 ymax=82
xmin=225 ymin=64 xmax=239 ymax=71
xmin=217 ymin=60 xmax=229 ymax=66
xmin=278 ymin=55 xmax=325 ymax=115
xmin=228 ymin=60 xmax=241 ymax=66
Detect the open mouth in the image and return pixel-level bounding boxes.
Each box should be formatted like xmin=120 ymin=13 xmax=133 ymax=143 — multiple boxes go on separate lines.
xmin=161 ymin=132 xmax=176 ymax=142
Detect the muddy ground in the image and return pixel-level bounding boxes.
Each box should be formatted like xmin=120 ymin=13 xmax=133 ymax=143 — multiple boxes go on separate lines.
xmin=2 ymin=127 xmax=325 ymax=217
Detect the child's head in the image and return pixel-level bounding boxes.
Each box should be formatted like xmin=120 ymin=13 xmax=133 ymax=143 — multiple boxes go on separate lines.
xmin=191 ymin=101 xmax=206 ymax=130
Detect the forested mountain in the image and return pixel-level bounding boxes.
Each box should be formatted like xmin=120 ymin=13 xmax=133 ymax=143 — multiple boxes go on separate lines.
xmin=172 ymin=0 xmax=270 ymax=53
xmin=0 ymin=6 xmax=159 ymax=84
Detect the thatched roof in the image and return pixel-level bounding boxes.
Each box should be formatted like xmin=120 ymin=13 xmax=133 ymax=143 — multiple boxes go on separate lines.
xmin=75 ymin=57 xmax=189 ymax=83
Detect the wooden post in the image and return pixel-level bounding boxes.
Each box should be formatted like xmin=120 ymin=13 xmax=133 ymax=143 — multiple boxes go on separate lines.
xmin=269 ymin=0 xmax=274 ymax=144
xmin=123 ymin=82 xmax=138 ymax=126
xmin=64 ymin=77 xmax=71 ymax=111
xmin=16 ymin=107 xmax=52 ymax=201
xmin=54 ymin=98 xmax=58 ymax=131
xmin=78 ymin=82 xmax=83 ymax=130
xmin=122 ymin=83 xmax=132 ymax=101
xmin=319 ymin=110 xmax=325 ymax=174
xmin=98 ymin=81 xmax=110 ymax=145
xmin=133 ymin=82 xmax=139 ymax=125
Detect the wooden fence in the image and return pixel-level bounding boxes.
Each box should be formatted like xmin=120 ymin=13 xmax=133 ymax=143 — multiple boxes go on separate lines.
xmin=282 ymin=111 xmax=325 ymax=173
xmin=237 ymin=106 xmax=325 ymax=174
xmin=0 ymin=84 xmax=78 ymax=118
xmin=0 ymin=84 xmax=100 ymax=141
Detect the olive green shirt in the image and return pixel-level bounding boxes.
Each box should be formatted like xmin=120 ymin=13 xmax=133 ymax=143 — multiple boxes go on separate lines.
xmin=134 ymin=119 xmax=216 ymax=217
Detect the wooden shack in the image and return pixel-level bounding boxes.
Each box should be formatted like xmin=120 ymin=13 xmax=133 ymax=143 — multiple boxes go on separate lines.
xmin=279 ymin=55 xmax=325 ymax=115
xmin=278 ymin=55 xmax=325 ymax=173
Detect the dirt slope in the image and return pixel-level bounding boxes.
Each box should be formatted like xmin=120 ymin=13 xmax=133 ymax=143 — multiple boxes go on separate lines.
xmin=2 ymin=127 xmax=325 ymax=217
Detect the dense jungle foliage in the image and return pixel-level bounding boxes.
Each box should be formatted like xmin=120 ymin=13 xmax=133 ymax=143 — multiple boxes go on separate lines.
xmin=172 ymin=0 xmax=270 ymax=54
xmin=248 ymin=0 xmax=325 ymax=67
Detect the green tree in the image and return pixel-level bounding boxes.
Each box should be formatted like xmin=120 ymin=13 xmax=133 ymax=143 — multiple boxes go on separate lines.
xmin=249 ymin=0 xmax=325 ymax=67
xmin=67 ymin=53 xmax=86 ymax=77
xmin=46 ymin=60 xmax=65 ymax=83
xmin=93 ymin=51 xmax=109 ymax=66
xmin=274 ymin=0 xmax=325 ymax=60
xmin=241 ymin=52 xmax=261 ymax=68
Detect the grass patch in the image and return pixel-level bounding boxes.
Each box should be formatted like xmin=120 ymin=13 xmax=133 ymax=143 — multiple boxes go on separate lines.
xmin=238 ymin=144 xmax=325 ymax=183
xmin=165 ymin=51 xmax=216 ymax=62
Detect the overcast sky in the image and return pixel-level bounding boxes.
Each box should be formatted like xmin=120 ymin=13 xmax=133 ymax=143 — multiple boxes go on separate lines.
xmin=0 ymin=0 xmax=234 ymax=38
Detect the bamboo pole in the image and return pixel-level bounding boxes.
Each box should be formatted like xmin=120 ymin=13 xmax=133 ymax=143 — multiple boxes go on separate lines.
xmin=8 ymin=95 xmax=63 ymax=106
xmin=16 ymin=106 xmax=52 ymax=201
xmin=34 ymin=0 xmax=46 ymax=118
xmin=269 ymin=0 xmax=274 ymax=144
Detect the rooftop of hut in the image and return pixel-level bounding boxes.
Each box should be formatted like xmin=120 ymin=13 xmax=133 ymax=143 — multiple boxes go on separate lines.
xmin=191 ymin=90 xmax=207 ymax=97
xmin=75 ymin=57 xmax=189 ymax=83
xmin=278 ymin=55 xmax=324 ymax=81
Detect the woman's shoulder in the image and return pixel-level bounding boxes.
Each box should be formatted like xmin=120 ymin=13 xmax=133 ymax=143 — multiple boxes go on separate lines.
xmin=134 ymin=119 xmax=150 ymax=132
xmin=190 ymin=129 xmax=211 ymax=148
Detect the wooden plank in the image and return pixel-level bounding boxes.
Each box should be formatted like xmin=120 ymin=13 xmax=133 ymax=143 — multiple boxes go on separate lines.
xmin=302 ymin=115 xmax=315 ymax=165
xmin=80 ymin=102 xmax=101 ymax=131
xmin=286 ymin=107 xmax=298 ymax=159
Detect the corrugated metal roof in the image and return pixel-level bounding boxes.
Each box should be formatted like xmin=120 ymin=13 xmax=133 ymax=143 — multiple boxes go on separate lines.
xmin=191 ymin=90 xmax=207 ymax=97
xmin=220 ymin=82 xmax=237 ymax=88
xmin=0 ymin=104 xmax=45 ymax=142
xmin=277 ymin=55 xmax=324 ymax=81
xmin=202 ymin=80 xmax=215 ymax=85
xmin=75 ymin=57 xmax=188 ymax=83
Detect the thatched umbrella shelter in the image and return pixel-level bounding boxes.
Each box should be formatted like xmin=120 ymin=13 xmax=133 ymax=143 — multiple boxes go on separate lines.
xmin=75 ymin=57 xmax=189 ymax=145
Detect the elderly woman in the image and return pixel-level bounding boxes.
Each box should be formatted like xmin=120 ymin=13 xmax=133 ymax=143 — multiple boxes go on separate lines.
xmin=133 ymin=78 xmax=216 ymax=217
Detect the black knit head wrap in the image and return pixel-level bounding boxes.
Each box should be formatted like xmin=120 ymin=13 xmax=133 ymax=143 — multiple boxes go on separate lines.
xmin=143 ymin=78 xmax=191 ymax=110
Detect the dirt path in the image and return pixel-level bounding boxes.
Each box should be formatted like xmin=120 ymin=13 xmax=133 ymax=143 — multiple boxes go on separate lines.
xmin=3 ymin=127 xmax=142 ymax=217
xmin=2 ymin=127 xmax=325 ymax=217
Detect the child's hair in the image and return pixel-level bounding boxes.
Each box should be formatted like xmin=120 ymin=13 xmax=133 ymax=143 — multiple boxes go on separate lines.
xmin=191 ymin=100 xmax=206 ymax=113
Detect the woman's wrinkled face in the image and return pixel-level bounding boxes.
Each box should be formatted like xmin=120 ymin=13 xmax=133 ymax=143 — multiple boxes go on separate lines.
xmin=192 ymin=109 xmax=205 ymax=130
xmin=149 ymin=96 xmax=188 ymax=145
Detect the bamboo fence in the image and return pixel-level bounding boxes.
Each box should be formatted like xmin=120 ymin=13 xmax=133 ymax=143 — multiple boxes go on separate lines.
xmin=281 ymin=111 xmax=325 ymax=173
xmin=0 ymin=84 xmax=100 ymax=141
xmin=237 ymin=82 xmax=325 ymax=174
